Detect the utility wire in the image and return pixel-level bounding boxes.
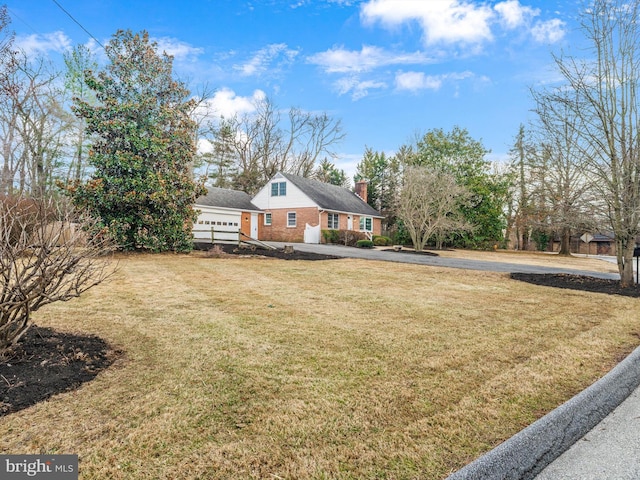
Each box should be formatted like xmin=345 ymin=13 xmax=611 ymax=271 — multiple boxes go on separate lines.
xmin=6 ymin=7 xmax=39 ymax=35
xmin=51 ymin=0 xmax=104 ymax=49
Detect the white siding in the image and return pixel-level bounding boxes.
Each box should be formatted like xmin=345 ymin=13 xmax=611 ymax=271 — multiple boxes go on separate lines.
xmin=193 ymin=206 xmax=242 ymax=242
xmin=252 ymin=173 xmax=317 ymax=210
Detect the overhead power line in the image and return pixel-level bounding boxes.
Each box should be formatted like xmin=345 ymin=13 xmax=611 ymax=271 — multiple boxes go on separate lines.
xmin=51 ymin=0 xmax=104 ymax=49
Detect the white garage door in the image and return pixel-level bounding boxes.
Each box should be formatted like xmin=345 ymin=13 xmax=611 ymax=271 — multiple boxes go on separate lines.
xmin=193 ymin=209 xmax=242 ymax=242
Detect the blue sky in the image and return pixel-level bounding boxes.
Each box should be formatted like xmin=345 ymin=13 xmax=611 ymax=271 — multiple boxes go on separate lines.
xmin=5 ymin=0 xmax=581 ymax=178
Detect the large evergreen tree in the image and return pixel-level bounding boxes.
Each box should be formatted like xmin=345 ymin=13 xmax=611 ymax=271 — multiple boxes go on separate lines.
xmin=69 ymin=30 xmax=204 ymax=252
xmin=354 ymin=147 xmax=401 ymax=232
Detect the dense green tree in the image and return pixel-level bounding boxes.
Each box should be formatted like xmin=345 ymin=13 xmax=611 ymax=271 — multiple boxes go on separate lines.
xmin=315 ymin=158 xmax=349 ymax=187
xmin=198 ymin=121 xmax=238 ymax=188
xmin=69 ymin=30 xmax=205 ymax=252
xmin=354 ymin=147 xmax=400 ymax=232
xmin=404 ymin=127 xmax=508 ymax=248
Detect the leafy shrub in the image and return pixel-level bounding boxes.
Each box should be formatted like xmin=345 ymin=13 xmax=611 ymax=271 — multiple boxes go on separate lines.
xmin=322 ymin=229 xmax=340 ymax=244
xmin=356 ymin=240 xmax=374 ymax=248
xmin=322 ymin=229 xmax=368 ymax=246
xmin=338 ymin=230 xmax=367 ymax=246
xmin=373 ymin=235 xmax=392 ymax=246
xmin=391 ymin=220 xmax=412 ymax=246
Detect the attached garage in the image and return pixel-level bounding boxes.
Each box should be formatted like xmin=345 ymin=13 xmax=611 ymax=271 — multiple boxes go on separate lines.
xmin=193 ymin=187 xmax=263 ymax=244
xmin=193 ymin=207 xmax=242 ymax=242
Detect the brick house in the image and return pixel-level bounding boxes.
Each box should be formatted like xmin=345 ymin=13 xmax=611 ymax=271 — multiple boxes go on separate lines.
xmin=251 ymin=172 xmax=383 ymax=243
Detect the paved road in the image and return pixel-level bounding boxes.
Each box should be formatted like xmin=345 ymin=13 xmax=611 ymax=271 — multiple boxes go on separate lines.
xmin=269 ymin=242 xmax=620 ymax=279
xmin=535 ymin=384 xmax=640 ymax=479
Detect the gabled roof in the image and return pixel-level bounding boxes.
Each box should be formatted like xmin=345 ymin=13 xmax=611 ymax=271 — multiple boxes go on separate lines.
xmin=196 ymin=187 xmax=262 ymax=212
xmin=279 ymin=172 xmax=382 ymax=217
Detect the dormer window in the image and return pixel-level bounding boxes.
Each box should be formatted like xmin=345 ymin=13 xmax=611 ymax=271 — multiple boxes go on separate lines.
xmin=271 ymin=181 xmax=286 ymax=196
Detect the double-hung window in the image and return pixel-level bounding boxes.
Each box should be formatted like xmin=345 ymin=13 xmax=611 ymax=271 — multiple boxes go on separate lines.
xmin=359 ymin=216 xmax=373 ymax=232
xmin=271 ymin=181 xmax=286 ymax=197
xmin=264 ymin=213 xmax=272 ymax=225
xmin=287 ymin=212 xmax=296 ymax=227
xmin=327 ymin=212 xmax=339 ymax=230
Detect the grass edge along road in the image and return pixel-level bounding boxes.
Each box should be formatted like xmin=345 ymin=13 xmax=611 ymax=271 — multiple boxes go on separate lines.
xmin=1 ymin=253 xmax=637 ymax=479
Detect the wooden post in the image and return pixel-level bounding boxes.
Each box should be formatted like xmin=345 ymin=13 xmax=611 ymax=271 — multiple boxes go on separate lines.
xmin=238 ymin=230 xmax=242 ymax=247
xmin=211 ymin=227 xmax=215 ymax=244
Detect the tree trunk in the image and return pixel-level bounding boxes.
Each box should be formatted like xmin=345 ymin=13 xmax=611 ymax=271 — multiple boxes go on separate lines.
xmin=558 ymin=226 xmax=571 ymax=256
xmin=619 ymin=241 xmax=636 ymax=287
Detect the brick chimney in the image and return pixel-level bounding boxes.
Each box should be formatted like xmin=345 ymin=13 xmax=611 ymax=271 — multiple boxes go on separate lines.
xmin=355 ymin=180 xmax=368 ymax=203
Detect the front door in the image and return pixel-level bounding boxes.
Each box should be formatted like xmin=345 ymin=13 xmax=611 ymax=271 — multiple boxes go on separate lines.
xmin=347 ymin=215 xmax=353 ymax=230
xmin=251 ymin=213 xmax=258 ymax=239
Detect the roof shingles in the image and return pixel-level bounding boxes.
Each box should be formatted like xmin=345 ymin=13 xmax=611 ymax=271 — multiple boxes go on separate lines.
xmin=280 ymin=172 xmax=382 ymax=217
xmin=196 ymin=187 xmax=261 ymax=211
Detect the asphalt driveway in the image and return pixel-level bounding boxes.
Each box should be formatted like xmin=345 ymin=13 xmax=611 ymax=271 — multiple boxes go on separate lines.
xmin=267 ymin=242 xmax=620 ymax=280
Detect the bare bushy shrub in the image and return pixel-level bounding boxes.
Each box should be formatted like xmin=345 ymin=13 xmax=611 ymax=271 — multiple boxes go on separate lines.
xmin=0 ymin=196 xmax=115 ymax=355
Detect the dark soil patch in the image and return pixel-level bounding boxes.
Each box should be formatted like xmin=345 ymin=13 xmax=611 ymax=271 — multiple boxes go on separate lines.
xmin=381 ymin=247 xmax=440 ymax=256
xmin=511 ymin=272 xmax=640 ymax=298
xmin=195 ymin=242 xmax=341 ymax=261
xmin=0 ymin=326 xmax=121 ymax=416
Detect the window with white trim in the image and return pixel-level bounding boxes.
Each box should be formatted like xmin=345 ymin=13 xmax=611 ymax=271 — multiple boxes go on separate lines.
xmin=264 ymin=213 xmax=272 ymax=225
xmin=287 ymin=212 xmax=296 ymax=227
xmin=359 ymin=216 xmax=373 ymax=232
xmin=271 ymin=181 xmax=286 ymax=196
xmin=327 ymin=212 xmax=339 ymax=229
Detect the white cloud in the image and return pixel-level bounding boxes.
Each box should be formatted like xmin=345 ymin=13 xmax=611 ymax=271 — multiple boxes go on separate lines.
xmin=197 ymin=138 xmax=214 ymax=155
xmin=360 ymin=0 xmax=565 ymax=48
xmin=153 ymin=37 xmax=204 ymax=62
xmin=531 ymin=18 xmax=566 ymax=43
xmin=395 ymin=70 xmax=474 ymax=92
xmin=334 ymin=76 xmax=387 ymax=100
xmin=234 ymin=43 xmax=299 ymax=77
xmin=194 ymin=88 xmax=266 ymax=121
xmin=308 ymin=45 xmax=433 ymax=73
xmin=494 ymin=0 xmax=539 ymax=29
xmin=361 ymin=0 xmax=494 ymax=46
xmin=395 ymin=71 xmax=442 ymax=91
xmin=15 ymin=31 xmax=72 ymax=56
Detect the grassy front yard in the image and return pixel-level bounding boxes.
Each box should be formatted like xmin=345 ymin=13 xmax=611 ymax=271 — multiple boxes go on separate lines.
xmin=1 ymin=253 xmax=638 ymax=479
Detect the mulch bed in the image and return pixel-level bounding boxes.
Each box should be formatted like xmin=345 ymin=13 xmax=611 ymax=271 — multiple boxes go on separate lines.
xmin=195 ymin=242 xmax=341 ymax=261
xmin=0 ymin=326 xmax=121 ymax=416
xmin=511 ymin=272 xmax=640 ymax=298
xmin=381 ymin=247 xmax=440 ymax=256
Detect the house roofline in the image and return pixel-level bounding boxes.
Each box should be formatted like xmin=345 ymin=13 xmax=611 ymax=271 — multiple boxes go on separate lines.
xmin=319 ymin=208 xmax=384 ymax=219
xmin=194 ymin=203 xmax=263 ymax=214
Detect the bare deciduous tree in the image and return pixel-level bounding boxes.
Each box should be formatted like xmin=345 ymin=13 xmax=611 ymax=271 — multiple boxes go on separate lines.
xmin=397 ymin=166 xmax=472 ymax=252
xmin=0 ymin=54 xmax=69 ymax=196
xmin=201 ymin=96 xmax=345 ymax=194
xmin=0 ymin=196 xmax=115 ymax=354
xmin=532 ymin=92 xmax=598 ymax=255
xmin=540 ymin=0 xmax=640 ymax=285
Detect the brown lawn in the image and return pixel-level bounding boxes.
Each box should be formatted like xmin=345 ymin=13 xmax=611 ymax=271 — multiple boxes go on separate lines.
xmin=0 ymin=252 xmax=638 ymax=479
